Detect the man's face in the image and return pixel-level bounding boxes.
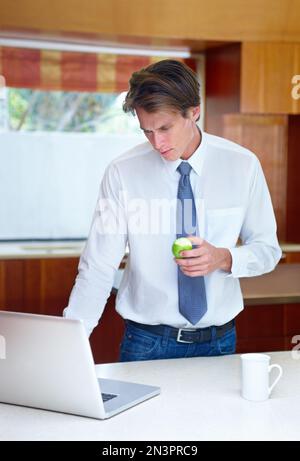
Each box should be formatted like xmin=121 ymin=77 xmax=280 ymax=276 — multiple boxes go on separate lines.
xmin=136 ymin=106 xmax=201 ymax=161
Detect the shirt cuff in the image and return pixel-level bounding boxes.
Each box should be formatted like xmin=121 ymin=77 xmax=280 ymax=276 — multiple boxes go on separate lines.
xmin=225 ymin=246 xmax=248 ymax=278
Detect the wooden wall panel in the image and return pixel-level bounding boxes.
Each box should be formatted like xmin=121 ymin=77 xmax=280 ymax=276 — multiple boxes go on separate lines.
xmin=286 ymin=116 xmax=300 ymax=243
xmin=205 ymin=43 xmax=241 ymax=136
xmin=205 ymin=43 xmax=300 ymax=245
xmin=1 ymin=0 xmax=300 ymax=42
xmin=222 ymin=113 xmax=288 ymax=241
xmin=241 ymin=42 xmax=300 ymax=114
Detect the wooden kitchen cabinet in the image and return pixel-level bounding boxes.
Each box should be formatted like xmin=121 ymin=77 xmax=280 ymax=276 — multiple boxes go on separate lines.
xmin=284 ymin=253 xmax=300 ymax=264
xmin=1 ymin=257 xmax=299 ymax=361
xmin=0 ymin=258 xmax=78 ymax=315
xmin=235 ymin=304 xmax=286 ymax=353
xmin=235 ymin=303 xmax=300 ymax=354
xmin=0 ymin=257 xmax=124 ymax=364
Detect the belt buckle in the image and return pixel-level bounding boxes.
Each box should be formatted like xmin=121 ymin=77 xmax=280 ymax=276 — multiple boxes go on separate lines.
xmin=177 ymin=328 xmax=195 ymax=344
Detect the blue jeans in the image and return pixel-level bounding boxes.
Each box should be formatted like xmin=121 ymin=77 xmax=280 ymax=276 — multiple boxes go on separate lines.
xmin=119 ymin=321 xmax=236 ymax=362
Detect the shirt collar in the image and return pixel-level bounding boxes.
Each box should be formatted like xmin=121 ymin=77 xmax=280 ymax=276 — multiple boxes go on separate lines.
xmin=160 ymin=128 xmax=208 ymax=178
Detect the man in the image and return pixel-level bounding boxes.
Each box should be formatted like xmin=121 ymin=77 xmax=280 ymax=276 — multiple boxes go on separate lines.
xmin=64 ymin=59 xmax=281 ymax=361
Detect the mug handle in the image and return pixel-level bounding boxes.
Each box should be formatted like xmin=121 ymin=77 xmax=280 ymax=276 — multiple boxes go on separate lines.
xmin=268 ymin=364 xmax=283 ymax=395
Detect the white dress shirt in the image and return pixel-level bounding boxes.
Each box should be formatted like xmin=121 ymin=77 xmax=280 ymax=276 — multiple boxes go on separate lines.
xmin=64 ymin=130 xmax=282 ymax=336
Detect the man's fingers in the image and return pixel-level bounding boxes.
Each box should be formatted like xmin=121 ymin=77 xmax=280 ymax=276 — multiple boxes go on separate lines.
xmin=181 ymin=268 xmax=209 ymax=277
xmin=186 ymin=235 xmax=204 ymax=246
xmin=179 ymin=247 xmax=206 ymax=258
xmin=181 ymin=263 xmax=209 ymax=272
xmin=176 ymin=254 xmax=209 ymax=266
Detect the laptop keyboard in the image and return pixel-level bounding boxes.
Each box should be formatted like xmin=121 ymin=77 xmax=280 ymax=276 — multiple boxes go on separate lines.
xmin=101 ymin=392 xmax=117 ymax=402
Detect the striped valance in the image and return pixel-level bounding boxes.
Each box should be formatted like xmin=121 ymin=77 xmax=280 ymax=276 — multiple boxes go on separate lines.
xmin=0 ymin=47 xmax=196 ymax=92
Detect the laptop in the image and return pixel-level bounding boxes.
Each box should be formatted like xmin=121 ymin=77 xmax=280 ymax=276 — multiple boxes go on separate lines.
xmin=0 ymin=310 xmax=160 ymax=419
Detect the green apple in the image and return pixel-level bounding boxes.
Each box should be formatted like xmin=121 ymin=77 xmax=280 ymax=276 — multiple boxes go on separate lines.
xmin=172 ymin=237 xmax=193 ymax=258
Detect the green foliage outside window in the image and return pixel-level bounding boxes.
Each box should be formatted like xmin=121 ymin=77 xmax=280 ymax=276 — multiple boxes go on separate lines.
xmin=7 ymin=88 xmax=140 ymax=133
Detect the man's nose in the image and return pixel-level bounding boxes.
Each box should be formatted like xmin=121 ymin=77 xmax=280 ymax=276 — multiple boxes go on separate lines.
xmin=152 ymin=132 xmax=165 ymax=150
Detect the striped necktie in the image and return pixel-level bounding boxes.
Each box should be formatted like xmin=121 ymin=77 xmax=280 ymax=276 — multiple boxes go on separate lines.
xmin=176 ymin=161 xmax=207 ymax=324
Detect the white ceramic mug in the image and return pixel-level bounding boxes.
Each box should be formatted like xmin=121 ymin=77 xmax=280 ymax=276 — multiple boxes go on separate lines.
xmin=240 ymin=353 xmax=283 ymax=401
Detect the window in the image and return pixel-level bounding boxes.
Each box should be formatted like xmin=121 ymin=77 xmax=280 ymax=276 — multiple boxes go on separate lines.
xmin=8 ymin=88 xmax=140 ymax=134
xmin=0 ymin=46 xmax=203 ymax=240
xmin=1 ymin=88 xmax=144 ymax=240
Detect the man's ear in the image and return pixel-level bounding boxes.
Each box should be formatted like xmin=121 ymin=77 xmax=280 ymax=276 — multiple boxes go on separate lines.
xmin=191 ymin=105 xmax=200 ymax=121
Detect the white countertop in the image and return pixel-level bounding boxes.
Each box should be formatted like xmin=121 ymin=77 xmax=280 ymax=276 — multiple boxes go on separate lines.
xmin=0 ymin=241 xmax=86 ymax=259
xmin=0 ymin=351 xmax=299 ymax=441
xmin=240 ymin=263 xmax=300 ymax=305
xmin=280 ymin=243 xmax=300 ymax=252
xmin=0 ymin=241 xmax=299 ymax=259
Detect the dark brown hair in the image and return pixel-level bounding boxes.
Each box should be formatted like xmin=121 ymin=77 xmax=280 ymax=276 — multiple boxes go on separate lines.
xmin=123 ymin=59 xmax=200 ymax=119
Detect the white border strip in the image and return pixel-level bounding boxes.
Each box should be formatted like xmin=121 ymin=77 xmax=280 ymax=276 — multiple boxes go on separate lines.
xmin=0 ymin=37 xmax=191 ymax=58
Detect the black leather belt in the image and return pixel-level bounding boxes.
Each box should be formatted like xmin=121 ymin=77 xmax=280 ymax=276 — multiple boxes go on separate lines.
xmin=126 ymin=319 xmax=235 ymax=344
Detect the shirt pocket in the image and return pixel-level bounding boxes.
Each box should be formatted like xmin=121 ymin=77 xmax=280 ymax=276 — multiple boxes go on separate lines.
xmin=205 ymin=206 xmax=244 ymax=247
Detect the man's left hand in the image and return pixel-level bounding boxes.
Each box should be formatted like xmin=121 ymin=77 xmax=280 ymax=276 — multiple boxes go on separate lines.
xmin=174 ymin=235 xmax=232 ymax=277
